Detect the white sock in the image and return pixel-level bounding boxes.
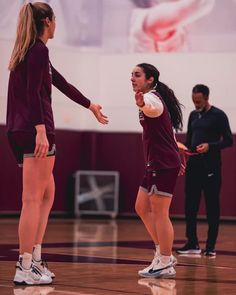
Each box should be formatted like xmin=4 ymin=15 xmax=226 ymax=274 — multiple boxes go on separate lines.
xmin=155 ymin=244 xmax=160 ymax=256
xmin=21 ymin=252 xmax=32 ymax=270
xmin=33 ymin=244 xmax=42 ymax=262
xmin=160 ymin=254 xmax=171 ymax=265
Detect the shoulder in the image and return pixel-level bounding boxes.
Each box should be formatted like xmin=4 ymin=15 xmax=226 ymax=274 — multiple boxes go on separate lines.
xmin=211 ymin=106 xmax=228 ymax=118
xmin=189 ymin=110 xmax=197 ymax=118
xmin=144 ymin=92 xmax=164 ymax=110
xmin=144 ymin=91 xmax=162 ymax=103
xmin=142 ymin=91 xmax=164 ymax=117
xmin=28 ymin=40 xmax=49 ymax=59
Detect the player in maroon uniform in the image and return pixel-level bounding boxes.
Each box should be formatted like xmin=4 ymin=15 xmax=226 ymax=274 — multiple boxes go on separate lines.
xmin=7 ymin=2 xmax=108 ymax=285
xmin=131 ymin=63 xmax=183 ymax=278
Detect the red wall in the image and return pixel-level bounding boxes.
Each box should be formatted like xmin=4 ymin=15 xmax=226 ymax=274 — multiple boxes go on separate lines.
xmin=0 ymin=125 xmax=235 ymax=218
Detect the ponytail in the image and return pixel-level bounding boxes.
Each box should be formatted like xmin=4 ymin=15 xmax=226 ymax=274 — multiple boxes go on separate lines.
xmin=8 ymin=3 xmax=36 ymax=71
xmin=8 ymin=2 xmax=54 ymax=71
xmin=137 ymin=63 xmax=183 ymax=131
xmin=156 ymin=81 xmax=183 ymax=131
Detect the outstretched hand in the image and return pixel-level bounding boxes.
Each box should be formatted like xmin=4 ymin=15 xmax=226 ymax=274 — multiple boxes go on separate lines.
xmin=89 ymin=103 xmax=109 ymax=124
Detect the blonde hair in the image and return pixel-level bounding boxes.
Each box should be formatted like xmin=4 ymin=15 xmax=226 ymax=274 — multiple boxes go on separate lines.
xmin=8 ymin=2 xmax=53 ymax=71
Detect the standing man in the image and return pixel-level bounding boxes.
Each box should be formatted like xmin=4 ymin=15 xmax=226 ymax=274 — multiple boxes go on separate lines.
xmin=176 ymin=84 xmax=233 ymax=256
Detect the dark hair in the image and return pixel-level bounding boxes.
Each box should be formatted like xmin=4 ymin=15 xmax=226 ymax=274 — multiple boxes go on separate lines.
xmin=31 ymin=2 xmax=54 ymax=36
xmin=192 ymin=84 xmax=209 ymax=96
xmin=137 ymin=63 xmax=183 ymax=131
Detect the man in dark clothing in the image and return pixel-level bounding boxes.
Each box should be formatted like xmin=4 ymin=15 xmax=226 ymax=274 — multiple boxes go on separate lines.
xmin=176 ymin=84 xmax=233 ymax=256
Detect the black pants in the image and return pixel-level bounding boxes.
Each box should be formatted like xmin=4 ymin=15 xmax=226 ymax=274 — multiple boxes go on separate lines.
xmin=185 ymin=157 xmax=221 ymax=249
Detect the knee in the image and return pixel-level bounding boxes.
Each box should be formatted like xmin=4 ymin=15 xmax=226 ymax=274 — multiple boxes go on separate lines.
xmin=151 ymin=205 xmax=169 ymax=220
xmin=22 ymin=192 xmax=43 ymax=208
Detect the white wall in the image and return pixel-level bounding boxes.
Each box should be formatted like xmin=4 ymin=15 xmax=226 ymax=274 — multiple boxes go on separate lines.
xmin=1 ymin=39 xmax=236 ymax=132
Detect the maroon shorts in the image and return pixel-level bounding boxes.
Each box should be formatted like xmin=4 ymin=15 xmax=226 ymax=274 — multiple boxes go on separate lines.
xmin=140 ymin=162 xmax=180 ymax=197
xmin=7 ymin=131 xmax=56 ymax=167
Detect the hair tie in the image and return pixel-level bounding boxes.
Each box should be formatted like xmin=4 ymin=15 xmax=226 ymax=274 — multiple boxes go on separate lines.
xmin=29 ymin=2 xmax=34 ymax=9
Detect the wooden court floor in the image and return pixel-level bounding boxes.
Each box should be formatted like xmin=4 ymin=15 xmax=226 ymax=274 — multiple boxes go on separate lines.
xmin=0 ymin=218 xmax=235 ymax=295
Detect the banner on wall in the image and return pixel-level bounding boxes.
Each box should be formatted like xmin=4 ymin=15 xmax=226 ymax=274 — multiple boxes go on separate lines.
xmin=1 ymin=0 xmax=236 ymax=53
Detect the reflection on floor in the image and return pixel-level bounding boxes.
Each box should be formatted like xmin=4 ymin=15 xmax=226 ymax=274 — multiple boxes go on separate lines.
xmin=0 ymin=219 xmax=235 ymax=295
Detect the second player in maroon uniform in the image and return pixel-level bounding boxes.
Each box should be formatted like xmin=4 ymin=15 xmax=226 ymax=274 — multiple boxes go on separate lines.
xmin=131 ymin=63 xmax=183 ymax=278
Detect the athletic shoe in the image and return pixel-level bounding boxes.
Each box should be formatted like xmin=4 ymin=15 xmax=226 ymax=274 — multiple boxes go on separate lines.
xmin=138 ymin=252 xmax=159 ymax=276
xmin=13 ymin=286 xmax=55 ymax=295
xmin=138 ymin=253 xmax=177 ymax=276
xmin=170 ymin=255 xmax=177 ymax=267
xmin=140 ymin=264 xmax=176 ymax=278
xmin=204 ymin=249 xmax=216 ymax=257
xmin=139 ymin=258 xmax=176 ymax=278
xmin=176 ymin=242 xmax=201 ymax=254
xmin=14 ymin=260 xmax=52 ymax=285
xmin=33 ymin=260 xmax=55 ymax=279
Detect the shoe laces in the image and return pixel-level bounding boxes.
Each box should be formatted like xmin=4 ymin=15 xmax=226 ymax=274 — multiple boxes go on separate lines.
xmin=40 ymin=260 xmax=49 ymax=270
xmin=34 ymin=259 xmax=49 ymax=270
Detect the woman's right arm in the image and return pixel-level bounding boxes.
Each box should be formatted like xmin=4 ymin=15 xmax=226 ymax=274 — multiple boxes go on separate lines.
xmin=135 ymin=92 xmax=163 ymax=118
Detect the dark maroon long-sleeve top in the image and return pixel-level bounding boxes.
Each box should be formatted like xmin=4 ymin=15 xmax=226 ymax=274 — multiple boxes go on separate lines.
xmin=6 ymin=39 xmax=91 ymax=135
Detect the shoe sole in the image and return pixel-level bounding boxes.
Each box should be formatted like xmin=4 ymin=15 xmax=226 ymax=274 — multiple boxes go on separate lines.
xmin=138 ymin=259 xmax=177 ymax=276
xmin=139 ymin=265 xmax=176 ymax=278
xmin=14 ymin=281 xmax=52 ymax=285
xmin=139 ymin=268 xmax=176 ymax=278
xmin=139 ymin=272 xmax=176 ymax=278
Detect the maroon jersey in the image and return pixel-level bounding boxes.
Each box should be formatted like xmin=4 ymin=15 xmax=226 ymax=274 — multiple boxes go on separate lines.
xmin=6 ymin=39 xmax=90 ymax=135
xmin=139 ymin=91 xmax=180 ymax=169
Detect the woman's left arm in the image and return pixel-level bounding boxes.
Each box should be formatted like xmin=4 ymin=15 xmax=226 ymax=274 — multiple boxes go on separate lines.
xmin=51 ymin=64 xmax=108 ymax=124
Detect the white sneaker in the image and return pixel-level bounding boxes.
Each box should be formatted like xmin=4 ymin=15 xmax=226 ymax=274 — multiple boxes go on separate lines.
xmin=138 ymin=253 xmax=177 ymax=276
xmin=139 ymin=257 xmax=175 ymax=278
xmin=138 ymin=252 xmax=159 ymax=276
xmin=171 ymin=255 xmax=177 ymax=266
xmin=140 ymin=265 xmax=176 ymax=278
xmin=33 ymin=260 xmax=55 ymax=279
xmin=14 ymin=261 xmax=52 ymax=285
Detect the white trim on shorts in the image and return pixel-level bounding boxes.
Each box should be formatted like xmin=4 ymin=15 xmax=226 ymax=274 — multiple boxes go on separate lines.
xmin=23 ymin=144 xmax=56 ymax=159
xmin=139 ymin=185 xmax=173 ymax=197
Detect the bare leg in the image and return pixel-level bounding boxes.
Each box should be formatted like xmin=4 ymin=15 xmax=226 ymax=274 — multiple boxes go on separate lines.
xmin=150 ymin=195 xmax=173 ymax=256
xmin=135 ymin=189 xmax=159 ymax=245
xmin=19 ymin=156 xmax=55 ymax=254
xmin=35 ymin=174 xmax=55 ymax=246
